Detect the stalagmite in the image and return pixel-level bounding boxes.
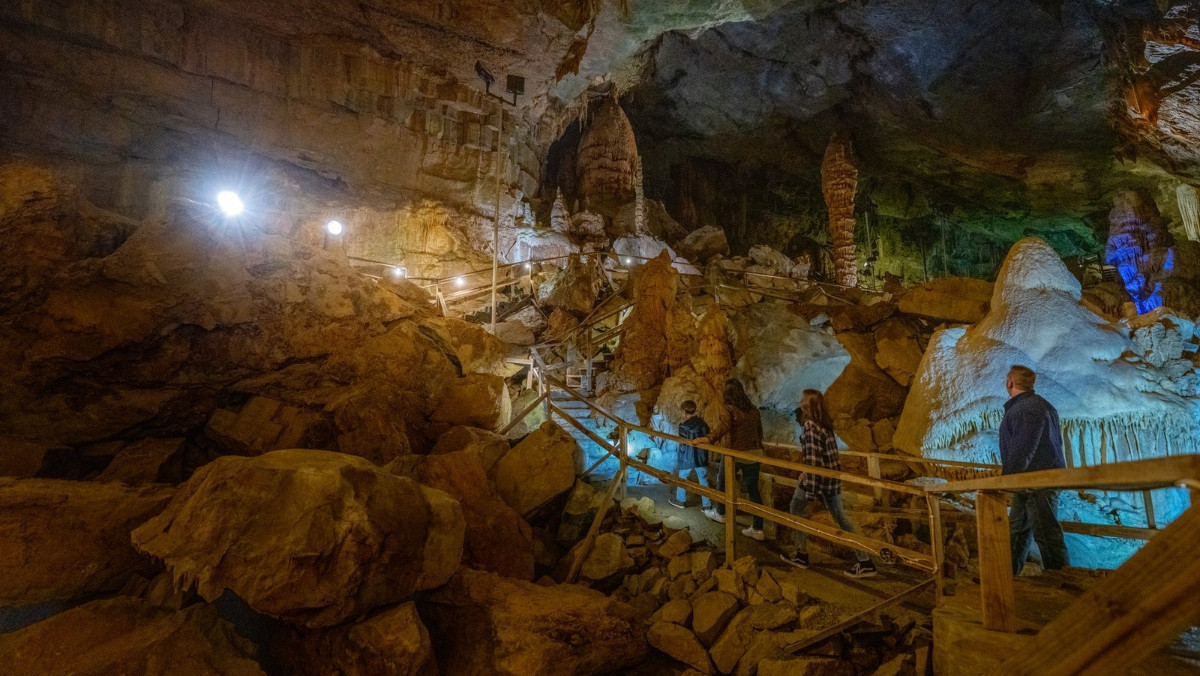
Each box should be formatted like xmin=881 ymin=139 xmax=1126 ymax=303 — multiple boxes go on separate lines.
xmin=577 ymin=96 xmax=640 ymax=210
xmin=1178 ymin=183 xmax=1199 ymax=242
xmin=550 ymin=189 xmax=571 ymax=234
xmin=821 ymin=132 xmax=859 ymax=288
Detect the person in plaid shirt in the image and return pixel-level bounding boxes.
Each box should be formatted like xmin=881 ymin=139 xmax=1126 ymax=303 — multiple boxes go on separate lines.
xmin=781 ymin=389 xmax=876 ymax=578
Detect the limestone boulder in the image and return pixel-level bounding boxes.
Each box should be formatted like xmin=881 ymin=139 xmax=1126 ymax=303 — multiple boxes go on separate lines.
xmin=873 ymin=317 xmax=926 ymax=387
xmin=0 ymin=434 xmax=55 ymax=477
xmin=430 ymin=373 xmax=512 ymax=433
xmin=677 ymin=226 xmax=729 ymax=264
xmin=380 ymin=276 xmax=435 ymax=307
xmin=390 ymin=449 xmax=535 ymax=580
xmin=537 ymin=254 xmax=605 ymax=315
xmin=276 ymin=602 xmax=438 ymax=676
xmin=418 ymin=317 xmax=509 ymax=377
xmin=647 ymin=621 xmax=714 ymax=674
xmin=897 ymin=276 xmax=992 ymax=324
xmin=95 ymin=438 xmax=186 ymax=485
xmin=730 ymin=302 xmax=851 ymax=410
xmin=490 ymin=421 xmax=579 ymax=517
xmin=494 ymin=319 xmax=537 ymax=346
xmin=132 ymin=450 xmax=464 ymax=628
xmin=580 ymin=532 xmax=634 ymax=582
xmin=0 ymin=596 xmax=262 ymax=675
xmin=431 ymin=425 xmax=511 ymax=472
xmin=709 ymin=607 xmax=756 ymax=674
xmin=0 ymin=478 xmax=173 ymax=605
xmin=423 ymin=568 xmax=648 ymax=676
xmin=204 ymin=396 xmax=320 ymax=457
xmin=691 ymin=591 xmax=740 ymax=646
xmin=826 ymin=332 xmax=908 ymax=422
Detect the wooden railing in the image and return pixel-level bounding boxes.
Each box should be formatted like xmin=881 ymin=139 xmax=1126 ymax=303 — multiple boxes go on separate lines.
xmin=925 ymin=456 xmax=1200 ymax=674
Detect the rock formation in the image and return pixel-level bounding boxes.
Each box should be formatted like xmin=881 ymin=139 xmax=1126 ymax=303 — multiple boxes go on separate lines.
xmin=895 ymin=237 xmax=1200 ymax=467
xmin=1106 ymin=189 xmax=1171 ymax=314
xmin=0 ymin=478 xmax=173 ymax=605
xmin=0 ymin=597 xmax=263 ymax=675
xmin=276 ymin=602 xmax=438 ymax=676
xmin=677 ymin=226 xmax=730 ymax=264
xmin=489 ymin=421 xmax=579 ymax=518
xmin=729 ymin=302 xmax=850 ymax=411
xmin=821 ymin=133 xmax=859 ymax=288
xmin=577 ymin=97 xmax=640 ymax=211
xmin=132 ymin=450 xmax=465 ymax=628
xmin=607 ymin=251 xmax=682 ymax=393
xmin=422 ymin=568 xmax=648 ymax=676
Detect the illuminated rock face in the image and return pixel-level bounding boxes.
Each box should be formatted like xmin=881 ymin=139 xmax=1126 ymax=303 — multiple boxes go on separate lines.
xmin=1106 ymin=190 xmax=1170 ymax=315
xmin=895 ymin=237 xmax=1200 ymax=468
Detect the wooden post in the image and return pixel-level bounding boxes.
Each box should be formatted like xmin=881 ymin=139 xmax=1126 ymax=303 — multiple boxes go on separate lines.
xmin=926 ymin=494 xmax=945 ymax=603
xmin=1142 ymin=489 xmax=1156 ymax=529
xmin=584 ymin=329 xmax=594 ymax=395
xmin=724 ymin=453 xmax=737 ymax=563
xmin=618 ymin=425 xmax=628 ymax=502
xmin=998 ymin=505 xmax=1200 ymax=675
xmin=867 ymin=455 xmax=883 ymax=503
xmin=975 ymin=490 xmax=1017 ymax=632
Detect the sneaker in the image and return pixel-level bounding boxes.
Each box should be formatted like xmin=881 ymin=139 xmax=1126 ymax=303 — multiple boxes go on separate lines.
xmin=781 ymin=552 xmax=810 ymax=569
xmin=703 ymin=508 xmax=725 ymax=523
xmin=667 ymin=499 xmax=687 ymax=509
xmin=844 ymin=560 xmax=877 ymax=579
xmin=741 ymin=527 xmax=765 ymax=541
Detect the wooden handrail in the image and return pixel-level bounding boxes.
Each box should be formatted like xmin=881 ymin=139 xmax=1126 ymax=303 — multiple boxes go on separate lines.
xmin=927 ymin=455 xmax=1200 ymax=494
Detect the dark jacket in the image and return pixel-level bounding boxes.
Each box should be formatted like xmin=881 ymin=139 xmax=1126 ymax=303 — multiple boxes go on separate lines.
xmin=676 ymin=416 xmax=710 ymax=469
xmin=999 ymin=391 xmax=1066 ymax=475
xmin=708 ymin=406 xmax=764 ymax=462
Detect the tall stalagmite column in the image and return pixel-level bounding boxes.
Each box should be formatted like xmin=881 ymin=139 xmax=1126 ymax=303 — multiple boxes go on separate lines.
xmin=577 ymin=96 xmax=639 ymax=210
xmin=821 ymin=132 xmax=859 ymax=287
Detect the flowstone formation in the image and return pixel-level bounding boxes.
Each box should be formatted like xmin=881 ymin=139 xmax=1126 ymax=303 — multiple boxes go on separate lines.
xmin=1106 ymin=189 xmax=1171 ymax=314
xmin=895 ymin=237 xmax=1200 ymax=468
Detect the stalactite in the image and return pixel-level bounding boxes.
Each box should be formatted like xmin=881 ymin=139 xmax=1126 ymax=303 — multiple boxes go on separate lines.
xmin=1178 ymin=183 xmax=1199 ymax=242
xmin=821 ymin=132 xmax=858 ymax=288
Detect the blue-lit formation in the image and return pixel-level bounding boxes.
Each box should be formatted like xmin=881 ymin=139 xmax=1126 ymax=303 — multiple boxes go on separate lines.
xmin=1105 ymin=236 xmax=1167 ymax=315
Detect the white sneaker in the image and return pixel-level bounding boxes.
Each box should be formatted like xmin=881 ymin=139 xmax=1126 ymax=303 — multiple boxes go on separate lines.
xmin=703 ymin=508 xmax=725 ymax=523
xmin=741 ymin=527 xmax=765 ymax=541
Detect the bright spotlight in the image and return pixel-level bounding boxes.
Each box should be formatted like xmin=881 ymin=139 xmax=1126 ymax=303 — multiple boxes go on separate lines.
xmin=325 ymin=220 xmax=344 ymax=236
xmin=391 ymin=266 xmax=406 ymax=279
xmin=216 ymin=191 xmax=244 ymax=216
xmin=523 ymin=262 xmax=531 ymax=270
xmin=455 ymin=276 xmax=466 ymax=288
xmin=623 ymin=257 xmax=632 ymax=266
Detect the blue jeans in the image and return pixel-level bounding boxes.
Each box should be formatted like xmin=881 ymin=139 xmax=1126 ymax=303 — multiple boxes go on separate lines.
xmin=673 ymin=465 xmax=710 ymax=508
xmin=1009 ymin=489 xmax=1069 ymax=575
xmin=790 ymin=488 xmax=869 ymax=562
xmin=715 ymin=461 xmax=764 ymax=530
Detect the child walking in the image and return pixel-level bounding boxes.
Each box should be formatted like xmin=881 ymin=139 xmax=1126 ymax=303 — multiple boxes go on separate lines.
xmin=670 ymin=400 xmax=711 ymax=509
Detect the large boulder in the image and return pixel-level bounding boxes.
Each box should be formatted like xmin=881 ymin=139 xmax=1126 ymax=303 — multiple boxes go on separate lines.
xmin=730 ymin=302 xmax=851 ymax=410
xmin=0 ymin=597 xmax=263 ymax=675
xmin=429 ymin=373 xmax=512 ymax=433
xmin=826 ymin=332 xmax=909 ymax=422
xmin=132 ymin=449 xmax=464 ymax=628
xmin=897 ymin=276 xmax=992 ymax=324
xmin=431 ymin=425 xmax=511 ymax=472
xmin=94 ymin=438 xmax=186 ymax=485
xmin=872 ymin=317 xmax=926 ymax=387
xmin=537 ymin=254 xmax=605 ymax=315
xmin=490 ymin=421 xmax=579 ymax=518
xmin=676 ymin=226 xmax=729 ymax=264
xmin=0 ymin=478 xmax=172 ymax=605
xmin=422 ymin=568 xmax=648 ymax=676
xmin=276 ymin=602 xmax=438 ymax=676
xmin=390 ymin=449 xmax=535 ymax=580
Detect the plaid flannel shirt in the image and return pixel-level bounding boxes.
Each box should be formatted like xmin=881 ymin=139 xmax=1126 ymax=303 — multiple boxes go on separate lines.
xmin=799 ymin=420 xmax=841 ymax=495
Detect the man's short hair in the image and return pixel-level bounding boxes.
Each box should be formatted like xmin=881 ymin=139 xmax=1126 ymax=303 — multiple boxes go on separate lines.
xmin=681 ymin=400 xmax=697 ymax=414
xmin=1008 ymin=365 xmax=1036 ymax=391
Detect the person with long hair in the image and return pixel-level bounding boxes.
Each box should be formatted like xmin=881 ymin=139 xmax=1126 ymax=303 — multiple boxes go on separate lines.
xmin=693 ymin=378 xmax=766 ymax=541
xmin=782 ymin=389 xmax=876 ymax=578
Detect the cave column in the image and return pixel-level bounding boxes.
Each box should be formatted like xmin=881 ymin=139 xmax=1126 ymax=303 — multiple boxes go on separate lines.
xmin=822 ymin=132 xmax=859 ymax=288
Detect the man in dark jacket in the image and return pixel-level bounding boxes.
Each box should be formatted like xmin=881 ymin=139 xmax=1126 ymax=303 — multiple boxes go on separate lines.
xmin=1000 ymin=365 xmax=1070 ymax=575
xmin=671 ymin=400 xmax=711 ymax=509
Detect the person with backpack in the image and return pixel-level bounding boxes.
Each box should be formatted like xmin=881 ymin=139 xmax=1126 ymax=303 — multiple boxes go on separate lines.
xmin=669 ymin=400 xmax=711 ymax=509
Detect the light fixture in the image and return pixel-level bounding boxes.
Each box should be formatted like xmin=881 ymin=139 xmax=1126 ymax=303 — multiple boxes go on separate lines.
xmin=216 ymin=191 xmax=244 ymax=216
xmin=523 ymin=262 xmax=531 ymax=270
xmin=325 ymin=220 xmax=344 ymax=236
xmin=455 ymin=276 xmax=466 ymax=288
xmin=391 ymin=266 xmax=406 ymax=279
xmin=623 ymin=257 xmax=633 ymax=266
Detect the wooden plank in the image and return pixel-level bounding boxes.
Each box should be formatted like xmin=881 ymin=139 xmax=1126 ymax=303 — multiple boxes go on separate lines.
xmin=927 ymin=494 xmax=945 ymax=603
xmin=724 ymin=454 xmax=736 ymax=563
xmin=499 ymin=392 xmax=546 ymax=435
xmin=549 ymin=404 xmax=617 ymax=454
xmin=1143 ymin=489 xmax=1157 ymax=529
xmin=931 ymin=455 xmax=1200 ymax=494
xmin=784 ymin=578 xmax=935 ymax=654
xmin=998 ymin=505 xmax=1200 ymax=675
xmin=565 ymin=466 xmax=626 ymax=583
xmin=867 ymin=455 xmax=884 ymax=502
xmin=975 ymin=491 xmax=1017 ymax=632
xmin=1060 ymin=520 xmax=1157 ymax=541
